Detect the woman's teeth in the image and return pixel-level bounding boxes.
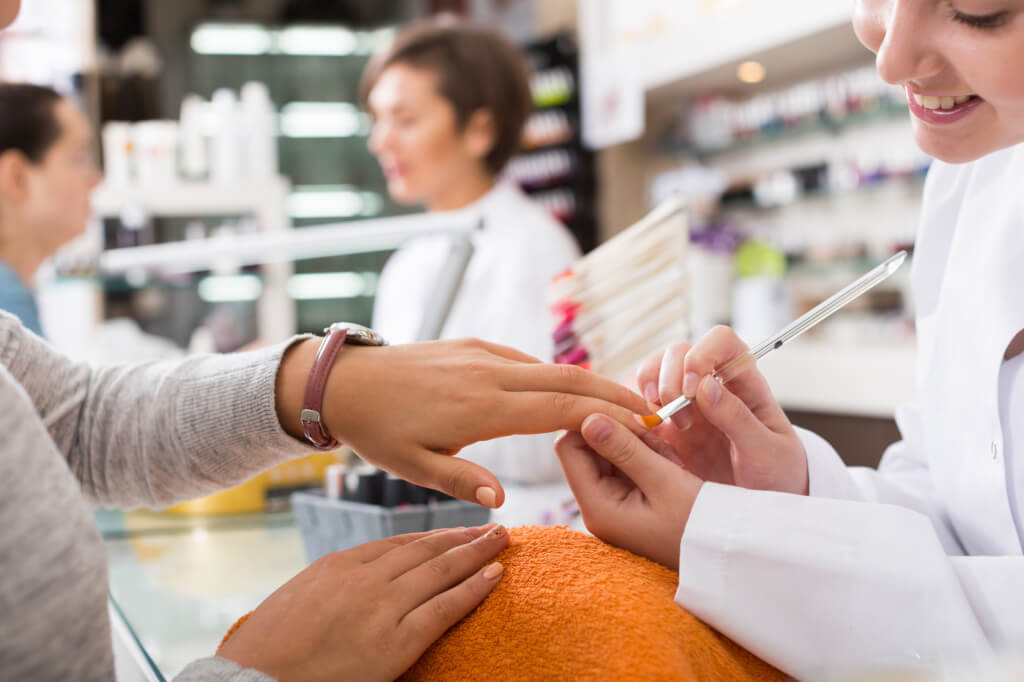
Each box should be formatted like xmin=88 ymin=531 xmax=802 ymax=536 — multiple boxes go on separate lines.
xmin=912 ymin=93 xmax=975 ymax=110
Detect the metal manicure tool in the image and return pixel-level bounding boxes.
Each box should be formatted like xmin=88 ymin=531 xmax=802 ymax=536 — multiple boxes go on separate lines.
xmin=640 ymin=250 xmax=908 ymax=428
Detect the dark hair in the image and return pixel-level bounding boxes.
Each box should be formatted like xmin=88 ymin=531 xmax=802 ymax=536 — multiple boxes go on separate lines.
xmin=360 ymin=18 xmax=532 ymax=176
xmin=0 ymin=83 xmax=63 ymax=163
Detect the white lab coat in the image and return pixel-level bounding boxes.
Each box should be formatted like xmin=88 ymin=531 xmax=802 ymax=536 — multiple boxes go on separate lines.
xmin=373 ymin=181 xmax=581 ymax=483
xmin=674 ymin=143 xmax=1024 ymax=680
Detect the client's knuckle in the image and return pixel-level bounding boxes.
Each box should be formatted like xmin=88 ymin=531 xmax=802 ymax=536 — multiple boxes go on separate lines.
xmin=430 ymin=595 xmax=457 ymax=625
xmin=426 ymin=557 xmax=454 ymax=583
xmin=555 ymin=362 xmax=584 ymax=383
xmin=550 ymin=391 xmax=578 ymax=416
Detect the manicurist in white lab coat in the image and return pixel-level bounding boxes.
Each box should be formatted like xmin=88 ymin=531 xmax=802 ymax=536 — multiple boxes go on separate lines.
xmin=362 ymin=18 xmax=580 ymax=484
xmin=552 ymin=1 xmax=1024 ymax=680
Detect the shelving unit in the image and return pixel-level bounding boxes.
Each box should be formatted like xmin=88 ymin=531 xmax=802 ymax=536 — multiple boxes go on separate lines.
xmin=671 ymin=102 xmax=912 ymax=161
xmin=92 ymin=177 xmax=290 ymax=223
xmin=513 ymin=32 xmax=598 ymax=253
xmin=98 ymin=211 xmax=477 ymax=275
xmin=92 ymin=176 xmax=295 ymax=342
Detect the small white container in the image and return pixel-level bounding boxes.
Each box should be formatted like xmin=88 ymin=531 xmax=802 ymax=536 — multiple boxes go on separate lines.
xmin=732 ymin=276 xmax=793 ymax=347
xmin=132 ymin=120 xmax=178 ymax=187
xmin=101 ymin=121 xmax=134 ymax=186
xmin=240 ymin=81 xmax=278 ymax=180
xmin=179 ymin=94 xmax=208 ymax=181
xmin=210 ymin=88 xmax=241 ymax=183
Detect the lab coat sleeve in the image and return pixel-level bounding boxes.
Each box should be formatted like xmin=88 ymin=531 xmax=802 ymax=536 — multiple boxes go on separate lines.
xmin=675 ymin=483 xmax=1008 ymax=680
xmin=799 ymin=401 xmax=965 ymax=553
xmin=0 ymin=311 xmax=311 ymax=508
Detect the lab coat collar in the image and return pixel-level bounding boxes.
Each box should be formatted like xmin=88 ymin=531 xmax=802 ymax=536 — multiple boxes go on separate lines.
xmin=463 ymin=181 xmax=527 ymax=231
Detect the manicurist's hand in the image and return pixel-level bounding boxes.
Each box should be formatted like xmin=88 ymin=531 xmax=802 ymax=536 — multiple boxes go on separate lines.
xmin=277 ymin=337 xmax=648 ymax=508
xmin=556 ymin=415 xmax=702 ymax=570
xmin=636 ymin=326 xmax=808 ymax=495
xmin=218 ymin=523 xmax=509 ymax=682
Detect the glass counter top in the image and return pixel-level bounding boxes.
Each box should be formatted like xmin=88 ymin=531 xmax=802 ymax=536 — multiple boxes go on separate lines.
xmin=102 ymin=509 xmax=307 ymax=679
xmin=101 ymin=481 xmax=579 ymax=680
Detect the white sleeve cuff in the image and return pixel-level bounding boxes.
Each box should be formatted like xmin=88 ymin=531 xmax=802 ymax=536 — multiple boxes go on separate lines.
xmin=796 ymin=425 xmax=863 ymax=500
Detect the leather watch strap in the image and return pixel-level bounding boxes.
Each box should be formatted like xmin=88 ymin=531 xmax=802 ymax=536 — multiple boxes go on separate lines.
xmin=300 ymin=326 xmax=349 ymax=449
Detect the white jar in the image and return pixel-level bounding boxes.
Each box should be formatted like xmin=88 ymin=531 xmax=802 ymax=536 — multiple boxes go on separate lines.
xmin=179 ymin=94 xmax=209 ymax=181
xmin=210 ymin=88 xmax=241 ymax=183
xmin=731 ymin=276 xmax=793 ymax=347
xmin=132 ymin=120 xmax=179 ymax=187
xmin=101 ymin=121 xmax=134 ymax=186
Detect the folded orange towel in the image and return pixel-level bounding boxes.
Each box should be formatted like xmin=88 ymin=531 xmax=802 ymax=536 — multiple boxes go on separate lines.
xmin=401 ymin=526 xmax=783 ymax=682
xmin=221 ymin=526 xmax=783 ymax=681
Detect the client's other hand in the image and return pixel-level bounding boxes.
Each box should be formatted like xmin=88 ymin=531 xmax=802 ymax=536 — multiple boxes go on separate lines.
xmin=218 ymin=524 xmax=508 ymax=682
xmin=556 ymin=415 xmax=702 ymax=570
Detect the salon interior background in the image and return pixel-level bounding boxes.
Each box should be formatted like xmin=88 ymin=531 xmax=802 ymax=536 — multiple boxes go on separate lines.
xmin=1 ymin=0 xmax=913 ymax=464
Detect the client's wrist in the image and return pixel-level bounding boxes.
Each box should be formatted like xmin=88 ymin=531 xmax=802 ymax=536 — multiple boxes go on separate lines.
xmin=275 ymin=328 xmax=383 ymax=448
xmin=276 ymin=337 xmax=322 ymax=443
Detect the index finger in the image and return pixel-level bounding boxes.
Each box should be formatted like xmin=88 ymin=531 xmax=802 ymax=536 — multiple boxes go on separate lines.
xmin=683 ymin=325 xmax=787 ymax=425
xmin=342 ymin=527 xmax=460 ymax=564
xmin=500 ymin=362 xmax=648 ymax=415
xmin=683 ymin=325 xmax=750 ymax=378
xmin=491 ymin=391 xmax=647 ymax=437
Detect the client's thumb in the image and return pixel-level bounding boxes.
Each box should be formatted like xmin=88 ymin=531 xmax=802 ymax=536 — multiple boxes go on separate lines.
xmin=581 ymin=415 xmax=672 ymax=495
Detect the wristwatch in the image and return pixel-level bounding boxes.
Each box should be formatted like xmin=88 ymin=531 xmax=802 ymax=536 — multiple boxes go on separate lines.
xmin=300 ymin=322 xmax=387 ymax=449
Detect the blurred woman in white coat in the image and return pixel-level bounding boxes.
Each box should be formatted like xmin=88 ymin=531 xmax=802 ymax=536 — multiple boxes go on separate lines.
xmin=551 ymin=1 xmax=1024 ymax=679
xmin=363 ymin=18 xmax=580 ymax=484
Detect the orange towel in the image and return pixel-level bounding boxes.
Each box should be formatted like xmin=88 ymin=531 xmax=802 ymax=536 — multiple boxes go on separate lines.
xmin=402 ymin=526 xmax=782 ymax=681
xmin=221 ymin=526 xmax=784 ymax=681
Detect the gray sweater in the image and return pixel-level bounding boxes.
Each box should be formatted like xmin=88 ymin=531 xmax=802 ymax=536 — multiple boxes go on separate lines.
xmin=0 ymin=311 xmax=310 ymax=681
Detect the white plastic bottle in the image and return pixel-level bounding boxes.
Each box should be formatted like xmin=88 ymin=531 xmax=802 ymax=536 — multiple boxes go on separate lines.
xmin=101 ymin=121 xmax=134 ymax=186
xmin=179 ymin=94 xmax=208 ymax=181
xmin=210 ymin=88 xmax=240 ymax=184
xmin=240 ymin=81 xmax=278 ymax=181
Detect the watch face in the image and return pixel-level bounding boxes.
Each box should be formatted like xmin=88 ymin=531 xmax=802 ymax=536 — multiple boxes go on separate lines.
xmin=326 ymin=323 xmax=387 ymax=346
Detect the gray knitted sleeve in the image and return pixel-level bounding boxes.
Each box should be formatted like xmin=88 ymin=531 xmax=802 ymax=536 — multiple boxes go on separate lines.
xmin=174 ymin=656 xmax=277 ymax=682
xmin=0 ymin=311 xmax=313 ymax=508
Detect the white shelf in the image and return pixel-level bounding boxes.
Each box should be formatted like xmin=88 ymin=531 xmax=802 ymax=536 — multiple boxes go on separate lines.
xmin=92 ymin=177 xmax=294 ymax=341
xmin=92 ymin=177 xmax=291 ymax=218
xmin=758 ymin=339 xmax=916 ymax=418
xmin=99 ymin=211 xmax=478 ymax=275
xmin=578 ymin=0 xmax=869 ymax=147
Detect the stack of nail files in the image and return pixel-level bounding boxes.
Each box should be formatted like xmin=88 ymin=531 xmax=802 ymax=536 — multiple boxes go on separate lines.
xmin=549 ymin=195 xmax=690 ymax=382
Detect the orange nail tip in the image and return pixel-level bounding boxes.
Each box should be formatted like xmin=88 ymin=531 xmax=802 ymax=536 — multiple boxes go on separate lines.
xmin=636 ymin=413 xmax=662 ymax=429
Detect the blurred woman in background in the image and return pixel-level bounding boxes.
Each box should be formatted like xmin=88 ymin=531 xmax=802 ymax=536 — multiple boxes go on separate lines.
xmin=363 ymin=18 xmax=580 ymax=484
xmin=0 ymin=84 xmax=101 ymax=336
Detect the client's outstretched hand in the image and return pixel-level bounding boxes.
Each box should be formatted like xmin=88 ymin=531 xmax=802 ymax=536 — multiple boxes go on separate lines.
xmin=278 ymin=337 xmax=648 ymax=508
xmin=219 ymin=524 xmax=509 ymax=682
xmin=556 ymin=415 xmax=702 ymax=570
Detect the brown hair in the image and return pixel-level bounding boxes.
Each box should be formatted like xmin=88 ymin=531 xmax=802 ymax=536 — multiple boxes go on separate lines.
xmin=0 ymin=83 xmax=63 ymax=163
xmin=360 ymin=17 xmax=532 ymax=176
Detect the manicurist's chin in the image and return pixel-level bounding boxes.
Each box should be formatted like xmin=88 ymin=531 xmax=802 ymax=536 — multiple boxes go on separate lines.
xmin=0 ymin=0 xmax=19 ymax=30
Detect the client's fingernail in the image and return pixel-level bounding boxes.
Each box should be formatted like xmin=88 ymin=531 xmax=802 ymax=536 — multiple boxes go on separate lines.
xmin=464 ymin=524 xmax=492 ymax=539
xmin=682 ymin=372 xmax=699 ymax=397
xmin=483 ymin=562 xmax=504 ymax=580
xmin=703 ymin=377 xmax=722 ymax=405
xmin=642 ymin=382 xmax=659 ymax=405
xmin=475 ymin=486 xmax=497 ymax=508
xmin=487 ymin=524 xmax=506 ymax=539
xmin=583 ymin=416 xmax=613 ymax=444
